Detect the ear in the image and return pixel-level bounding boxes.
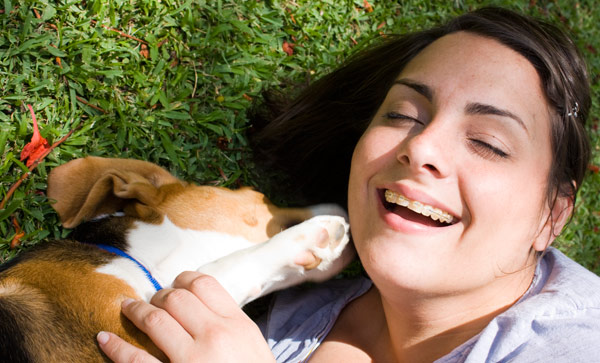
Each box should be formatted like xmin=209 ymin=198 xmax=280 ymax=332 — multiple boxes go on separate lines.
xmin=47 ymin=156 xmax=183 ymax=228
xmin=532 ymin=191 xmax=574 ymax=252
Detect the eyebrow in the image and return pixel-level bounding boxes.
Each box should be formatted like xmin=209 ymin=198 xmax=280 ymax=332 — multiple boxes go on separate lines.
xmin=465 ymin=102 xmax=529 ymax=134
xmin=393 ymin=79 xmax=433 ymax=101
xmin=394 ymin=79 xmax=528 ymax=134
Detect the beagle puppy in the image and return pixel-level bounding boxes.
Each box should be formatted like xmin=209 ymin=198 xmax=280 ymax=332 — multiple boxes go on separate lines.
xmin=0 ymin=157 xmax=353 ymax=362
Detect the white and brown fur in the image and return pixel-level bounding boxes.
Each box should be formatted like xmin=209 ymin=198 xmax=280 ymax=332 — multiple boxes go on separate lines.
xmin=0 ymin=157 xmax=353 ymax=362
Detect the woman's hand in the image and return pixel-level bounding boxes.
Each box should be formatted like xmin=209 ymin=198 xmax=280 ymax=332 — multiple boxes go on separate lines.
xmin=97 ymin=272 xmax=275 ymax=362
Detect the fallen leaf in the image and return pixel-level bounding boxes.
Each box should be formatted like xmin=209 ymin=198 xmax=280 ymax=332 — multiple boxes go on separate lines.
xmin=140 ymin=44 xmax=149 ymax=59
xmin=585 ymin=44 xmax=597 ymax=55
xmin=363 ymin=0 xmax=374 ymax=12
xmin=217 ymin=137 xmax=231 ymax=150
xmin=218 ymin=166 xmax=228 ymax=181
xmin=20 ymin=105 xmax=50 ymax=168
xmin=10 ymin=216 xmax=24 ymax=249
xmin=283 ymin=41 xmax=295 ymax=56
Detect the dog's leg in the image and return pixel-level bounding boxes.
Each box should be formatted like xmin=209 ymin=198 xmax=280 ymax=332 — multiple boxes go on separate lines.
xmin=196 ymin=215 xmax=353 ymax=306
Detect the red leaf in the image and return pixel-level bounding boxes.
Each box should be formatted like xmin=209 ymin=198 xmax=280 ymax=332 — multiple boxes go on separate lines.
xmin=283 ymin=41 xmax=295 ymax=56
xmin=20 ymin=104 xmax=50 ymax=168
xmin=589 ymin=164 xmax=600 ymax=173
xmin=10 ymin=216 xmax=24 ymax=249
xmin=585 ymin=44 xmax=597 ymax=55
xmin=140 ymin=44 xmax=149 ymax=59
xmin=363 ymin=0 xmax=374 ymax=12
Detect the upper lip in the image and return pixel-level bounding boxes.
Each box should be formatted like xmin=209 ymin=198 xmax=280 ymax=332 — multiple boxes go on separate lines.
xmin=379 ymin=184 xmax=460 ymax=222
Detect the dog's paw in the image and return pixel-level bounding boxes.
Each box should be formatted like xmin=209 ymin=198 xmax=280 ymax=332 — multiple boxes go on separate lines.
xmin=283 ymin=215 xmax=349 ymax=272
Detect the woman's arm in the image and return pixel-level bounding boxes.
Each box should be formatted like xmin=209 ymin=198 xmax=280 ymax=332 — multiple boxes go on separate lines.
xmin=97 ymin=272 xmax=276 ymax=363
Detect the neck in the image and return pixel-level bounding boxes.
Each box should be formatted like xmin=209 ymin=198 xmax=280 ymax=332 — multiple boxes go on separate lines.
xmin=373 ymin=264 xmax=536 ymax=363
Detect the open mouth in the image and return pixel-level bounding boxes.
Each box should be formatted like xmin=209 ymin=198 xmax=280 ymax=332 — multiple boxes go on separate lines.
xmin=380 ymin=189 xmax=458 ymax=227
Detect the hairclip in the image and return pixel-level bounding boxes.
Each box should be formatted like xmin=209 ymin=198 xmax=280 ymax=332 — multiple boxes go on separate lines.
xmin=567 ymin=102 xmax=579 ymax=118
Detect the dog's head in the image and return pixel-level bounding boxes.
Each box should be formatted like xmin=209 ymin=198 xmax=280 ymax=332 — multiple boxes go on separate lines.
xmin=47 ymin=157 xmax=313 ymax=242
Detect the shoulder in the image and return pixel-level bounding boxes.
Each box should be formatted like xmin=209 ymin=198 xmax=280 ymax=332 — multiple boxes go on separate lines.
xmin=257 ymin=277 xmax=372 ymax=363
xmin=443 ymin=248 xmax=600 ymax=362
xmin=526 ymin=247 xmax=600 ymax=312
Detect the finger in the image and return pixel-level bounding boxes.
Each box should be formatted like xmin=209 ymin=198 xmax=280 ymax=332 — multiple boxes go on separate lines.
xmin=173 ymin=272 xmax=242 ymax=318
xmin=120 ymin=298 xmax=194 ymax=360
xmin=149 ymin=287 xmax=214 ymax=337
xmin=97 ymin=331 xmax=161 ymax=363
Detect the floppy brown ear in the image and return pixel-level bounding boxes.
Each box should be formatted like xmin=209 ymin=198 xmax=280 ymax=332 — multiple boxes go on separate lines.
xmin=47 ymin=156 xmax=183 ymax=228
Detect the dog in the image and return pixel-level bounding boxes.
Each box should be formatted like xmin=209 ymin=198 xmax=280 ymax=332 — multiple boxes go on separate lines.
xmin=0 ymin=156 xmax=353 ymax=362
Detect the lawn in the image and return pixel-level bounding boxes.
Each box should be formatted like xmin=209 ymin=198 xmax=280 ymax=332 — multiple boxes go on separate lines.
xmin=1 ymin=0 xmax=599 ymax=275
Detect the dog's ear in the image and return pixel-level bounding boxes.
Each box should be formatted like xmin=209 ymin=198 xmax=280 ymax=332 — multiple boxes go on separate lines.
xmin=47 ymin=156 xmax=183 ymax=228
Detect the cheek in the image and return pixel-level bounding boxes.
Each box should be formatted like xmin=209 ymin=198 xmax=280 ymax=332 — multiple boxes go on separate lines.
xmin=347 ymin=130 xmax=386 ymax=237
xmin=348 ymin=131 xmax=375 ymax=194
xmin=347 ymin=137 xmax=369 ymax=225
xmin=349 ymin=126 xmax=401 ymax=174
xmin=463 ymin=163 xmax=549 ymax=248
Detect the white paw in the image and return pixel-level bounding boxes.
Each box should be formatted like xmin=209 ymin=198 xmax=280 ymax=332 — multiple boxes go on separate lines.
xmin=281 ymin=215 xmax=350 ymax=272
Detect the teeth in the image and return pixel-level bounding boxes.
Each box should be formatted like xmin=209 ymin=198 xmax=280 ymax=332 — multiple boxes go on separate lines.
xmin=384 ymin=190 xmax=455 ymax=224
xmin=408 ymin=201 xmax=423 ymax=214
xmin=421 ymin=205 xmax=433 ymax=217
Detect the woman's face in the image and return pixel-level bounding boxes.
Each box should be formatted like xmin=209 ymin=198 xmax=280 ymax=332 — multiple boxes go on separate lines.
xmin=348 ymin=32 xmax=565 ymax=300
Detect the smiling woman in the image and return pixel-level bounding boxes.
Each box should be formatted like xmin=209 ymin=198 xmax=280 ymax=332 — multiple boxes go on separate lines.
xmin=349 ymin=30 xmax=558 ymax=301
xmin=97 ymin=6 xmax=600 ymax=363
xmin=250 ymin=6 xmax=600 ymax=362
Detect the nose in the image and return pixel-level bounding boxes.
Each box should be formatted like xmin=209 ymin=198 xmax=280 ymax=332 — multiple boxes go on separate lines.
xmin=396 ymin=122 xmax=451 ymax=178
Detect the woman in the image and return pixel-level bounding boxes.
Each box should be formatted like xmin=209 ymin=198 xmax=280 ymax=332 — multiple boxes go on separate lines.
xmin=98 ymin=7 xmax=600 ymax=362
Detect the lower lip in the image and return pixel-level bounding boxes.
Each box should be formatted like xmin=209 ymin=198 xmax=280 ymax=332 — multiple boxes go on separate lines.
xmin=377 ymin=192 xmax=453 ymax=234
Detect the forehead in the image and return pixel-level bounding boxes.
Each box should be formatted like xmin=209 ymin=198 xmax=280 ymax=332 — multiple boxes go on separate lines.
xmin=401 ymin=31 xmax=537 ymax=81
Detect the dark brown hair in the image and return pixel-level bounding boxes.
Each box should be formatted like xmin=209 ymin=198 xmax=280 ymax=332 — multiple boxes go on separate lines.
xmin=250 ymin=7 xmax=591 ymax=215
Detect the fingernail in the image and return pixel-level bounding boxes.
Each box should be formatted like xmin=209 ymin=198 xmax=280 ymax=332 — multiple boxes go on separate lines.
xmin=122 ymin=298 xmax=135 ymax=308
xmin=97 ymin=331 xmax=110 ymax=345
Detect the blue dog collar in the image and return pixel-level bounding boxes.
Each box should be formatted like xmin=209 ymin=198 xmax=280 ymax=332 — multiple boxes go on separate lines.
xmin=95 ymin=244 xmax=163 ymax=291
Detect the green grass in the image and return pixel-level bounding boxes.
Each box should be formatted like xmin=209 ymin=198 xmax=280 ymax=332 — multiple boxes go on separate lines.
xmin=1 ymin=0 xmax=599 ymax=274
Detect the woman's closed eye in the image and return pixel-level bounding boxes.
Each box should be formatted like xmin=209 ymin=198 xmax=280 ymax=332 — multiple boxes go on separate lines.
xmin=467 ymin=138 xmax=510 ymax=160
xmin=384 ymin=111 xmax=424 ymax=125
